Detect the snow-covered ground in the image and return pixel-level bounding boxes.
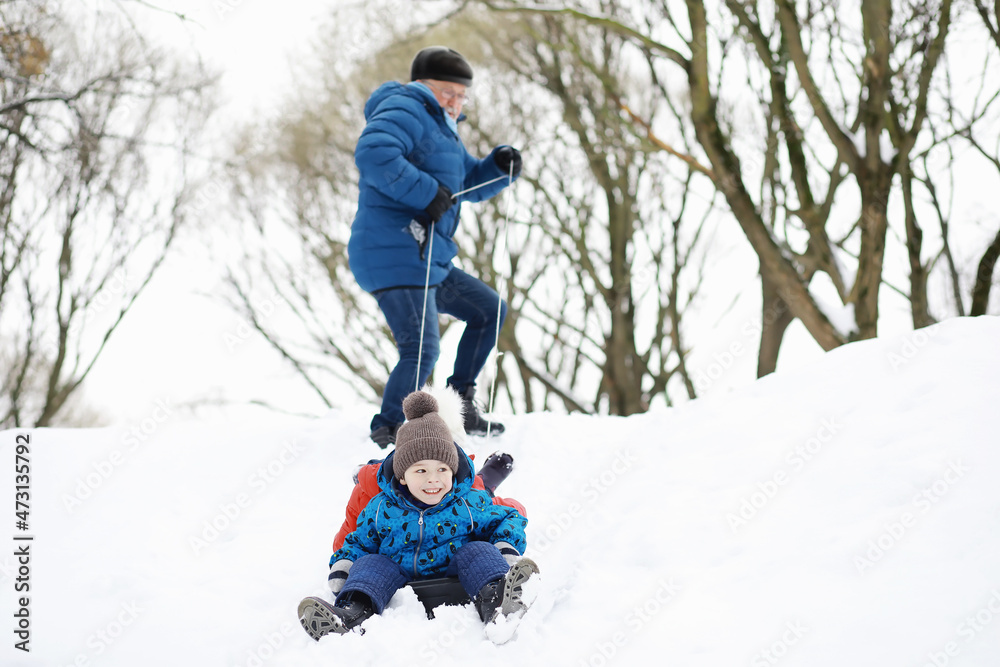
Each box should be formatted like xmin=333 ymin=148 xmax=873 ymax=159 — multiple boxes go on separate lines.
xmin=2 ymin=316 xmax=999 ymax=667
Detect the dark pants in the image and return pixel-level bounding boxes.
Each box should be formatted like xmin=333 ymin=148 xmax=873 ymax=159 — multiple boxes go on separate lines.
xmin=371 ymin=267 xmax=507 ymax=431
xmin=336 ymin=541 xmax=509 ymax=614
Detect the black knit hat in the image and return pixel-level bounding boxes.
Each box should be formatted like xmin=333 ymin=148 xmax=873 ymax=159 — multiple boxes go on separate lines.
xmin=392 ymin=391 xmax=459 ymax=480
xmin=410 ymin=46 xmax=473 ymax=86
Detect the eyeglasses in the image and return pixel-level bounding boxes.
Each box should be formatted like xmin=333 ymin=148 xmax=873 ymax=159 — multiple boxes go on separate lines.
xmin=422 ymin=81 xmax=471 ymax=105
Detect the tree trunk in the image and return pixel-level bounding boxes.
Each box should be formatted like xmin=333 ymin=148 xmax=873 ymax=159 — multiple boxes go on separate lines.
xmin=851 ymin=1 xmax=893 ymax=340
xmin=970 ymin=226 xmax=1000 ymax=316
xmin=757 ymin=273 xmax=796 ymax=377
xmin=602 ymin=186 xmax=646 ymax=415
xmin=852 ymin=177 xmax=891 ymax=339
xmin=901 ymin=170 xmax=935 ymax=328
xmin=686 ymin=0 xmax=845 ymax=352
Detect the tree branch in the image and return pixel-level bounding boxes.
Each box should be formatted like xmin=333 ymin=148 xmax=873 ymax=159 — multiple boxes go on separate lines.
xmin=774 ymin=0 xmax=862 ymax=173
xmin=614 ymin=96 xmax=715 ymax=180
xmin=479 ymin=0 xmax=690 ymax=71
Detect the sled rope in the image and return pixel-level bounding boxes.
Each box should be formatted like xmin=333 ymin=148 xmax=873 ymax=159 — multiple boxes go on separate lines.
xmin=485 ymin=162 xmax=516 ymax=440
xmin=416 ymin=176 xmax=508 ymax=392
xmin=415 ymin=168 xmax=515 ymax=427
xmin=450 ymin=175 xmax=507 ymax=199
xmin=415 ymin=221 xmax=436 ymax=392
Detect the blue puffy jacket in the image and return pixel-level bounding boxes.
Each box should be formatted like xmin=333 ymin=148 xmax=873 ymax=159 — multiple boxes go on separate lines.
xmin=329 ymin=446 xmax=528 ymax=579
xmin=348 ymin=81 xmax=517 ymax=293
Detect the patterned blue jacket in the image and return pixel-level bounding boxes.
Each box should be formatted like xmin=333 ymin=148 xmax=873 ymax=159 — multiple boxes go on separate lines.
xmin=329 ymin=446 xmax=527 ymax=579
xmin=347 ymin=81 xmax=517 ymax=293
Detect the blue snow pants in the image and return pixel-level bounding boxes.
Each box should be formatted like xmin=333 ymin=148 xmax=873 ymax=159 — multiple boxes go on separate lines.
xmin=335 ymin=541 xmax=509 ymax=613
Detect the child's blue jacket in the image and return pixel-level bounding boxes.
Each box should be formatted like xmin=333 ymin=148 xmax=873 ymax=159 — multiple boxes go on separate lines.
xmin=347 ymin=81 xmax=516 ymax=293
xmin=329 ymin=446 xmax=527 ymax=579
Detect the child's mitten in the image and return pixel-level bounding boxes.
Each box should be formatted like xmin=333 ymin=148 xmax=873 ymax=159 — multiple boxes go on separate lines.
xmin=495 ymin=541 xmax=521 ymax=567
xmin=328 ymin=559 xmax=353 ymax=593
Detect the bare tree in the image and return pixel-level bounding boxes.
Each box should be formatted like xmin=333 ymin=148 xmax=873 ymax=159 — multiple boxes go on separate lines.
xmin=476 ymin=0 xmax=999 ymax=377
xmin=456 ymin=8 xmax=711 ymax=414
xmin=224 ymin=3 xmax=712 ymax=416
xmin=0 ymin=0 xmax=216 ymax=427
xmin=220 ymin=5 xmax=432 ymax=412
xmin=964 ymin=1 xmax=1000 ymax=316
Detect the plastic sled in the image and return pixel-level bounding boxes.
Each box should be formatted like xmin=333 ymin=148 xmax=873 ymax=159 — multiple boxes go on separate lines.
xmin=406 ymin=577 xmax=471 ymax=618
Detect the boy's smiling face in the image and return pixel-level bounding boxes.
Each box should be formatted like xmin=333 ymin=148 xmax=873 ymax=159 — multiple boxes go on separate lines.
xmin=400 ymin=459 xmax=454 ymax=505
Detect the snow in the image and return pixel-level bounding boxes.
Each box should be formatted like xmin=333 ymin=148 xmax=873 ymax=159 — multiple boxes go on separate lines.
xmin=3 ymin=316 xmax=1000 ymax=667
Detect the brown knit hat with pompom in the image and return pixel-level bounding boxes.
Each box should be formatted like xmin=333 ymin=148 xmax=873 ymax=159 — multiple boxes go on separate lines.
xmin=392 ymin=391 xmax=459 ymax=480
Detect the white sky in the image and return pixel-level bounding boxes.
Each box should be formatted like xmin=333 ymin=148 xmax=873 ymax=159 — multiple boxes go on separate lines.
xmin=82 ymin=1 xmax=349 ymax=425
xmin=148 ymin=0 xmax=337 ymax=112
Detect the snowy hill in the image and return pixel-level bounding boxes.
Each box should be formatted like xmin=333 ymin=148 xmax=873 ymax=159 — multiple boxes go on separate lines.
xmin=3 ymin=316 xmax=999 ymax=667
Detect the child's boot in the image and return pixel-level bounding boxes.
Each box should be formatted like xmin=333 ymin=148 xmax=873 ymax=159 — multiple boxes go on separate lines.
xmin=369 ymin=423 xmax=400 ymax=448
xmin=476 ymin=557 xmax=539 ymax=623
xmin=474 ymin=579 xmax=503 ymax=622
xmin=478 ymin=451 xmax=514 ymax=493
xmin=297 ymin=593 xmax=374 ymax=640
xmin=454 ymin=385 xmax=505 ymax=436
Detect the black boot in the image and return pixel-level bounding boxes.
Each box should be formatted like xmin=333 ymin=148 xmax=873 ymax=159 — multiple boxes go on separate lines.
xmin=474 ymin=579 xmax=504 ymax=623
xmin=475 ymin=557 xmax=540 ymax=625
xmin=333 ymin=595 xmax=374 ymax=630
xmin=369 ymin=423 xmax=400 ymax=449
xmin=455 ymin=385 xmax=505 ymax=436
xmin=478 ymin=452 xmax=514 ymax=494
xmin=297 ymin=594 xmax=375 ymax=640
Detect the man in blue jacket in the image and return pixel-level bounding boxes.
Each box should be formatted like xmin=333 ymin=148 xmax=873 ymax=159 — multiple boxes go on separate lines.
xmin=348 ymin=46 xmax=522 ymax=447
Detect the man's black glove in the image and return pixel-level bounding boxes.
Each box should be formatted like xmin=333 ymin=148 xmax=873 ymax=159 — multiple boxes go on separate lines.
xmin=493 ymin=146 xmax=522 ymax=178
xmin=422 ymin=185 xmax=454 ymax=225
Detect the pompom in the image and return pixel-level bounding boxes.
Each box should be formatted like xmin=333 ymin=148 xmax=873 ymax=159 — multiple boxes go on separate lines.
xmin=420 ymin=384 xmax=466 ymax=446
xmin=402 ymin=391 xmax=439 ymax=420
